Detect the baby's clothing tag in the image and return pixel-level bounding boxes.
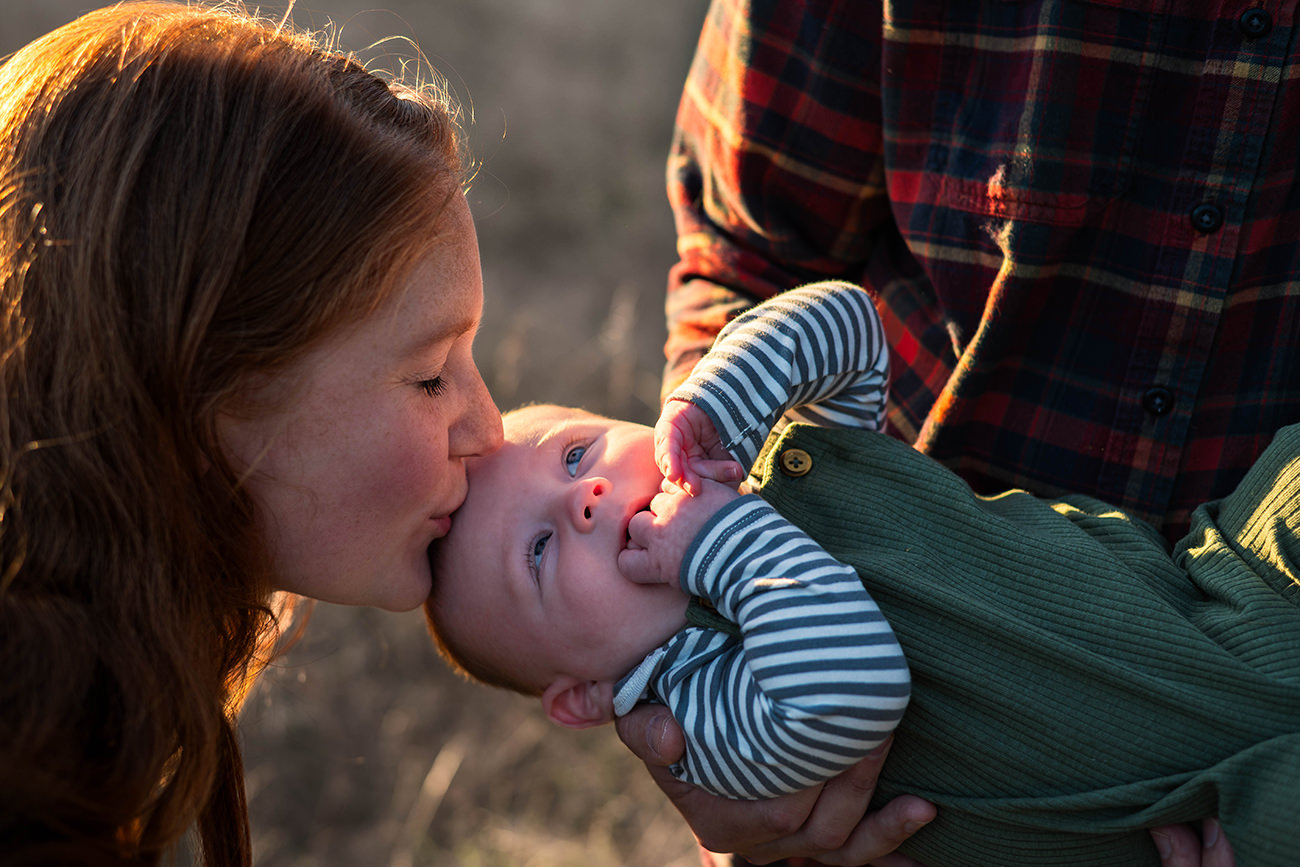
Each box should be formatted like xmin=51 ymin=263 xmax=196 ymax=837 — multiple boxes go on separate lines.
xmin=612 ymin=646 xmax=667 ymax=716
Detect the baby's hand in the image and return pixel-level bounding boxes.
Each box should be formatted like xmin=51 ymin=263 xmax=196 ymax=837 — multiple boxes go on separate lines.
xmin=655 ymin=399 xmax=744 ymax=497
xmin=618 ymin=477 xmax=740 ymax=587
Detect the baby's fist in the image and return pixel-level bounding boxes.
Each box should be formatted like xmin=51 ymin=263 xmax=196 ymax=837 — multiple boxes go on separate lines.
xmin=655 ymin=399 xmax=742 ymax=496
xmin=618 ymin=478 xmax=739 ymax=587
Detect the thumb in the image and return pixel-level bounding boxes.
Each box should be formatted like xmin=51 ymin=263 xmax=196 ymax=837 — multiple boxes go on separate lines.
xmin=614 ymin=703 xmax=686 ymax=766
xmin=617 ymin=546 xmax=663 ymax=584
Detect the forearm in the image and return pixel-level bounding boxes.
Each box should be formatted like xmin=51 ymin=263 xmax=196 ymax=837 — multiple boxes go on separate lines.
xmin=669 ymin=282 xmax=889 ymax=468
xmin=663 ymin=0 xmax=890 ymax=397
xmin=664 ymin=496 xmax=909 ymax=799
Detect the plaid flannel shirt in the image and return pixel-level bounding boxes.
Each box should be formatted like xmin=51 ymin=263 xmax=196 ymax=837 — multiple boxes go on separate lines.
xmin=664 ymin=0 xmax=1300 ymax=541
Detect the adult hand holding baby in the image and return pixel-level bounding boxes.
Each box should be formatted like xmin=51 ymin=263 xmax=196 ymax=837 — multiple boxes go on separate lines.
xmin=614 ymin=708 xmax=933 ymax=866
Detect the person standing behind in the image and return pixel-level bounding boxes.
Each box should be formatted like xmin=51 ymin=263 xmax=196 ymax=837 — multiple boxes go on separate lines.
xmin=615 ymin=1 xmax=1292 ymax=864
xmin=0 ymin=3 xmax=502 ymax=864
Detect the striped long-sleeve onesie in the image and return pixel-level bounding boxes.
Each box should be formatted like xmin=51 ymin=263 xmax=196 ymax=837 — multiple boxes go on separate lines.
xmin=611 ymin=281 xmax=911 ymax=799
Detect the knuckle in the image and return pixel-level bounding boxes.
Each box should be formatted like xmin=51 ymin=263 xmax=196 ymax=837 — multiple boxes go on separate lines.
xmin=761 ymin=804 xmax=807 ymax=839
xmin=692 ymin=829 xmax=735 ymax=855
xmin=804 ymin=825 xmax=849 ymax=853
xmin=845 ymin=770 xmax=880 ymax=799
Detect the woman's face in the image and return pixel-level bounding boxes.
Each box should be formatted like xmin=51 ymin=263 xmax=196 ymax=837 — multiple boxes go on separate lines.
xmin=219 ymin=193 xmax=503 ymax=611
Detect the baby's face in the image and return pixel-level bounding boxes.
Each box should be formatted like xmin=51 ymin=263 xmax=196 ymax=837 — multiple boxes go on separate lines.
xmin=437 ymin=405 xmax=690 ymax=691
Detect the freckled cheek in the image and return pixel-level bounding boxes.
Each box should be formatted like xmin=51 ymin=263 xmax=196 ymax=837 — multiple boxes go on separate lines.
xmin=349 ymin=436 xmax=448 ymax=507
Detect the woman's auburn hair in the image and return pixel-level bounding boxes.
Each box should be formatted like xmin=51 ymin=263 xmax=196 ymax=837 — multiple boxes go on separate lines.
xmin=0 ymin=2 xmax=468 ymax=863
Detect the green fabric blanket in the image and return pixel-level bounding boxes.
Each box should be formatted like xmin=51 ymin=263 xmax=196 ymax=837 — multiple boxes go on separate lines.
xmin=753 ymin=422 xmax=1300 ymax=866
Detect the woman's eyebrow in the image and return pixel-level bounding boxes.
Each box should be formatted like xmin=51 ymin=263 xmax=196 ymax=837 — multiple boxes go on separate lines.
xmin=395 ymin=311 xmax=480 ymax=361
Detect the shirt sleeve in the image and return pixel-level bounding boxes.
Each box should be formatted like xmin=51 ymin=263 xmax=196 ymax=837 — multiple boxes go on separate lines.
xmin=655 ymin=495 xmax=909 ymax=799
xmin=667 ymin=281 xmax=889 ymax=469
xmin=663 ymin=0 xmax=889 ymax=396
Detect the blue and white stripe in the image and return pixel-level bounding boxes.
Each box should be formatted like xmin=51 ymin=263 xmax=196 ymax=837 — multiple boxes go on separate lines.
xmin=670 ymin=281 xmax=889 ymax=468
xmin=612 ymin=281 xmax=909 ymax=800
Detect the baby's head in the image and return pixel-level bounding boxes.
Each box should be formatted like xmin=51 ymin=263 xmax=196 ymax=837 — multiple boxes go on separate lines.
xmin=426 ymin=404 xmax=689 ymax=728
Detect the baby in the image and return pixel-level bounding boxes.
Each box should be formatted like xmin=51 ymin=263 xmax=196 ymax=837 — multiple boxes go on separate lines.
xmin=428 ymin=283 xmax=910 ymax=799
xmin=427 ymin=282 xmax=1300 ymax=866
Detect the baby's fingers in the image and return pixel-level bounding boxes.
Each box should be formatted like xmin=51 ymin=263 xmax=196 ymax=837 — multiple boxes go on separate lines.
xmin=657 ymin=447 xmax=693 ymax=493
xmin=655 ymin=428 xmax=689 ymax=485
xmin=690 ymin=459 xmax=745 ymax=487
xmin=675 ymin=463 xmax=703 ymax=497
xmin=617 ymin=546 xmax=664 ymax=585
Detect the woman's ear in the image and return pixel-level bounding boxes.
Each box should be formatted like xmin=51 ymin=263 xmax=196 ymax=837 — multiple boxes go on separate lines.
xmin=541 ymin=676 xmax=615 ymax=729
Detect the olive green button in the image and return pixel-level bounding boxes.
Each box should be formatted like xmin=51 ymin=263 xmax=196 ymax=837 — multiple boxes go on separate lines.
xmin=779 ymin=448 xmax=813 ymax=477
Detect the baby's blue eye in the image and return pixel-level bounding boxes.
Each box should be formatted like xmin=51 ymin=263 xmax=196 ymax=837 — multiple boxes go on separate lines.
xmin=532 ymin=533 xmax=551 ymax=574
xmin=564 ymin=444 xmax=586 ymax=477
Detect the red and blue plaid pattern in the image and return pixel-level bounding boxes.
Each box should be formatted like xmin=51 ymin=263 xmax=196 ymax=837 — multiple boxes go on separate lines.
xmin=664 ymin=0 xmax=1300 ymax=541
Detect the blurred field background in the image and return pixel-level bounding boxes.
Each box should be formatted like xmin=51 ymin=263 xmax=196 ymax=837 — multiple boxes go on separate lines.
xmin=3 ymin=0 xmax=709 ymax=864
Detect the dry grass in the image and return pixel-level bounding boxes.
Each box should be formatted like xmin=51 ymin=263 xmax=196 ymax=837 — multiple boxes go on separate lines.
xmin=5 ymin=0 xmax=711 ymax=863
xmin=241 ymin=605 xmax=701 ymax=866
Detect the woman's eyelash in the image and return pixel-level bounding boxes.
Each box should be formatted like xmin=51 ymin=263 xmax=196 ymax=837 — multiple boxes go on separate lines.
xmin=418 ymin=376 xmax=448 ymax=397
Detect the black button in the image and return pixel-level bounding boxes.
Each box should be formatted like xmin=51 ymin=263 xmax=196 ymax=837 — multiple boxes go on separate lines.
xmin=1190 ymin=203 xmax=1224 ymax=234
xmin=1239 ymin=9 xmax=1272 ymax=39
xmin=1142 ymin=387 xmax=1174 ymax=416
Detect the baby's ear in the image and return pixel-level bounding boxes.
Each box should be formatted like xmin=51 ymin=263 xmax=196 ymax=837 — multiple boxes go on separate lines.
xmin=541 ymin=677 xmax=615 ymax=729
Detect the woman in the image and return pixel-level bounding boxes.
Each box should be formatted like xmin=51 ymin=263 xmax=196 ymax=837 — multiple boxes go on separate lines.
xmin=0 ymin=3 xmax=501 ymax=862
xmin=0 ymin=3 xmax=925 ymax=865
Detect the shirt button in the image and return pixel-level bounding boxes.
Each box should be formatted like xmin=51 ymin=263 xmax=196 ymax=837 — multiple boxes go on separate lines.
xmin=779 ymin=448 xmax=813 ymax=477
xmin=1239 ymin=9 xmax=1272 ymax=39
xmin=1142 ymin=387 xmax=1174 ymax=416
xmin=1189 ymin=203 xmax=1224 ymax=234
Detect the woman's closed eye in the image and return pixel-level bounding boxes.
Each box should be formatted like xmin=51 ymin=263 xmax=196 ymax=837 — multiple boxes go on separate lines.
xmin=417 ymin=375 xmax=447 ymax=398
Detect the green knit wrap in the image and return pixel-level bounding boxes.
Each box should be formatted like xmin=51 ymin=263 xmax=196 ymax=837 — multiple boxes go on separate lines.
xmin=751 ymin=422 xmax=1300 ymax=866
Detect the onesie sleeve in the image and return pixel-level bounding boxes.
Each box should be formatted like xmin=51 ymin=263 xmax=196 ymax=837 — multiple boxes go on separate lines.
xmin=667 ymin=281 xmax=889 ymax=468
xmin=652 ymin=495 xmax=910 ymax=799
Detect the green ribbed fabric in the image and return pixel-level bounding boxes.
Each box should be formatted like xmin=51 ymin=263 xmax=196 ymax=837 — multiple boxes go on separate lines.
xmin=753 ymin=423 xmax=1300 ymax=866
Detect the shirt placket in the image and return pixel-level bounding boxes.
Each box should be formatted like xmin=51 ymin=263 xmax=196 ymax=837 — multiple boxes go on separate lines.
xmin=1099 ymin=1 xmax=1295 ymax=522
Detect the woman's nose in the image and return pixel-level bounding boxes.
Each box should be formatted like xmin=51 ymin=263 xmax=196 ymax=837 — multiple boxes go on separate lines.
xmin=569 ymin=477 xmax=610 ymax=532
xmin=451 ymin=362 xmax=504 ymax=459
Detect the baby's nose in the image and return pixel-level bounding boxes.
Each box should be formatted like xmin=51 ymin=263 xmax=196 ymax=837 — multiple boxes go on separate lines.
xmin=572 ymin=477 xmax=609 ymax=530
